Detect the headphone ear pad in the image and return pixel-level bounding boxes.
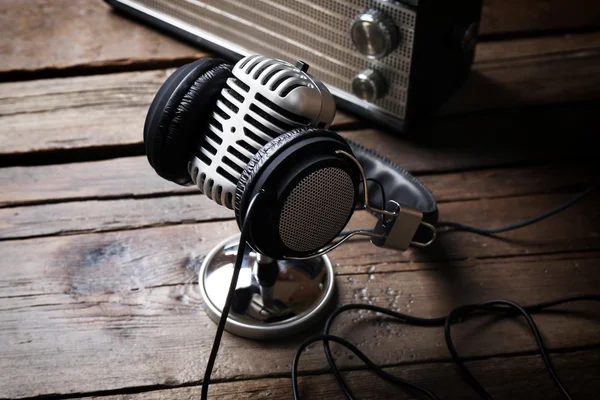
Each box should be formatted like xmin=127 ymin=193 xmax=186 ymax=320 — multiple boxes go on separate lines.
xmin=144 ymin=58 xmax=232 ymax=185
xmin=234 ymin=128 xmax=318 ymax=226
xmin=235 ymin=127 xmax=360 ymax=258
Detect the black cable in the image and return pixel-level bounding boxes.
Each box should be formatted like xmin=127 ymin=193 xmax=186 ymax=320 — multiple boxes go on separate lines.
xmin=291 ymin=295 xmax=600 ymax=400
xmin=322 ymin=305 xmax=445 ymax=400
xmin=445 ymin=300 xmax=570 ymax=400
xmin=437 ymin=184 xmax=598 ymax=235
xmin=200 ymin=192 xmax=264 ymax=400
xmin=293 ymin=334 xmax=440 ymax=400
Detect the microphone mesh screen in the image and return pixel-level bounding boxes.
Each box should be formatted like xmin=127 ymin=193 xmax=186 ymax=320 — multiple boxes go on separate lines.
xmin=279 ymin=167 xmax=355 ymax=253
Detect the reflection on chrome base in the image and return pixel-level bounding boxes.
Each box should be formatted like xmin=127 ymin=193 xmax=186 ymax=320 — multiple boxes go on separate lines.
xmin=199 ymin=234 xmax=336 ymax=340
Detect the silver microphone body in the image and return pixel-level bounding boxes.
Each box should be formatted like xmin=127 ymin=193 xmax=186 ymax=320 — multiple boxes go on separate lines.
xmin=188 ymin=55 xmax=336 ymax=209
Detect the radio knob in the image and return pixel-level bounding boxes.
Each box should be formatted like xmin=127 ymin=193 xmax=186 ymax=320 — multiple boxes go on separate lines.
xmin=352 ymin=69 xmax=387 ymax=102
xmin=351 ymin=9 xmax=399 ymax=59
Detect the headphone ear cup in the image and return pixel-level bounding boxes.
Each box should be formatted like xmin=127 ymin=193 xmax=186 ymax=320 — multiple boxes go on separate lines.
xmin=144 ymin=58 xmax=232 ymax=184
xmin=235 ymin=127 xmax=360 ymax=259
xmin=234 ymin=129 xmax=309 ymax=226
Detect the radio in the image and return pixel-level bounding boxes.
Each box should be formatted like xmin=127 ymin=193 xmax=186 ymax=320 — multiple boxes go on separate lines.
xmin=106 ymin=0 xmax=482 ymax=132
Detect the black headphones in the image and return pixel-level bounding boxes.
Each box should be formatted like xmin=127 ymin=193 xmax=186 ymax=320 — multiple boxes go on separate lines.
xmin=144 ymin=57 xmax=438 ymax=259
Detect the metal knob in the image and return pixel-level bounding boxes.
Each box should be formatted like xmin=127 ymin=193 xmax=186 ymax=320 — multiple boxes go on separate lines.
xmin=351 ymin=9 xmax=399 ymax=59
xmin=352 ymin=69 xmax=387 ymax=102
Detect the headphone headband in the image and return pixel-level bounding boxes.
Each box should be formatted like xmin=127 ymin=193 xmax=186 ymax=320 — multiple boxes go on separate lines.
xmin=346 ymin=139 xmax=438 ymax=248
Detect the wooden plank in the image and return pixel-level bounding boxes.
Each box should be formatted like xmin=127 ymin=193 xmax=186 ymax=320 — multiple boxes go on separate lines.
xmin=0 ymin=68 xmax=173 ymax=154
xmin=2 ymin=32 xmax=600 ymax=157
xmin=0 ymin=157 xmax=192 ymax=207
xmin=0 ymin=0 xmax=203 ymax=75
xmin=1 ymin=0 xmax=599 ymax=76
xmin=481 ymin=0 xmax=600 ymax=36
xmin=440 ymin=32 xmax=600 ymax=114
xmin=2 ymin=191 xmax=599 ymax=298
xmin=474 ymin=31 xmax=600 ymax=62
xmin=1 ymin=252 xmax=598 ymax=398
xmin=0 ymin=161 xmax=596 ymax=239
xmin=0 ymin=195 xmax=231 ymax=240
xmin=79 ymin=348 xmax=600 ymax=400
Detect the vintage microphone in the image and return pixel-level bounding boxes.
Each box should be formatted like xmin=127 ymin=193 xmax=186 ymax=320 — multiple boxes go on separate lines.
xmin=144 ymin=55 xmax=351 ymax=341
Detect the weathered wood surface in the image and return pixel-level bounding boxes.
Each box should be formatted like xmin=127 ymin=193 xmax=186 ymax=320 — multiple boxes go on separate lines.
xmin=2 ymin=0 xmax=600 ymax=76
xmin=1 ymin=249 xmax=598 ymax=398
xmin=0 ymin=161 xmax=596 ymax=239
xmin=80 ymin=348 xmax=600 ymax=400
xmin=2 ymin=192 xmax=599 ymax=299
xmin=440 ymin=32 xmax=600 ymax=113
xmin=2 ymin=32 xmax=600 ymax=157
xmin=2 ymin=1 xmax=600 ymax=399
xmin=0 ymin=0 xmax=203 ymax=76
xmin=481 ymin=0 xmax=600 ymax=36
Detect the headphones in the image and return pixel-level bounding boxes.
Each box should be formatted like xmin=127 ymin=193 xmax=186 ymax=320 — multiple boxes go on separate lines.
xmin=144 ymin=56 xmax=438 ymax=259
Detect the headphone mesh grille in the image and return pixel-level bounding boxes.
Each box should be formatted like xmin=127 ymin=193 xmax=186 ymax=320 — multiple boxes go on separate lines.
xmin=279 ymin=167 xmax=355 ymax=253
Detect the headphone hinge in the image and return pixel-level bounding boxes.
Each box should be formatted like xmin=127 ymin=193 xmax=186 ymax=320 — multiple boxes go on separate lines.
xmin=371 ymin=201 xmax=424 ymax=251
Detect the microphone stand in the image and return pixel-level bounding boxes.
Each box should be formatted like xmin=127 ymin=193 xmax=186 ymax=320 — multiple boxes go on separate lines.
xmin=253 ymin=253 xmax=278 ymax=307
xmin=198 ymin=235 xmax=336 ymax=340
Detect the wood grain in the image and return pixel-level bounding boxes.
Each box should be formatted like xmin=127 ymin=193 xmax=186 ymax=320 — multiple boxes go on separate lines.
xmin=0 ymin=157 xmax=193 ymax=207
xmin=441 ymin=37 xmax=600 ymax=113
xmin=80 ymin=348 xmax=600 ymax=400
xmin=0 ymin=161 xmax=596 ymax=239
xmin=2 ymin=192 xmax=599 ymax=298
xmin=0 ymin=0 xmax=203 ymax=75
xmin=481 ymin=0 xmax=600 ymax=35
xmin=1 ymin=0 xmax=599 ymax=76
xmin=2 ymin=32 xmax=600 ymax=157
xmin=1 ymin=139 xmax=597 ymax=206
xmin=2 ymin=1 xmax=599 ymax=399
xmin=1 ymin=251 xmax=598 ymax=398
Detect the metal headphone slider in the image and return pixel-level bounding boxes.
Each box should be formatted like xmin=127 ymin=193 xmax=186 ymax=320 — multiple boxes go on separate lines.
xmin=371 ymin=200 xmax=424 ymax=251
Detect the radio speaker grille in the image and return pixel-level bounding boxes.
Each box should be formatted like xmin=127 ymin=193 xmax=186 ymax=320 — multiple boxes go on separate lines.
xmin=124 ymin=0 xmax=416 ymax=120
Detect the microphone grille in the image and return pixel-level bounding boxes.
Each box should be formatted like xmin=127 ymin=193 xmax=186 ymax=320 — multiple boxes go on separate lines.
xmin=189 ymin=55 xmax=336 ymax=209
xmin=278 ymin=167 xmax=355 ymax=253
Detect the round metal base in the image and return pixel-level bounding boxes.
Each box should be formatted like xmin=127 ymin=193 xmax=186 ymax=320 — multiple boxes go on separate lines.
xmin=199 ymin=234 xmax=336 ymax=340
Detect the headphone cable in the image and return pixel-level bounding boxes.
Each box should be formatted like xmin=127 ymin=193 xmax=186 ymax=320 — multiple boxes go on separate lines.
xmin=437 ymin=183 xmax=598 ymax=235
xmin=293 ymin=295 xmax=600 ymax=400
xmin=200 ymin=192 xmax=264 ymax=400
xmin=292 ymin=184 xmax=600 ymax=399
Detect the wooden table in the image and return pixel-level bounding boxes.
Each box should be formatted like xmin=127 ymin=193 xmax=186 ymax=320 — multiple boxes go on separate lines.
xmin=1 ymin=1 xmax=600 ymax=399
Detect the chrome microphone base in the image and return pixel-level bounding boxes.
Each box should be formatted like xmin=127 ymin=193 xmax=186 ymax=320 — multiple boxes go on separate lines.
xmin=199 ymin=234 xmax=336 ymax=340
